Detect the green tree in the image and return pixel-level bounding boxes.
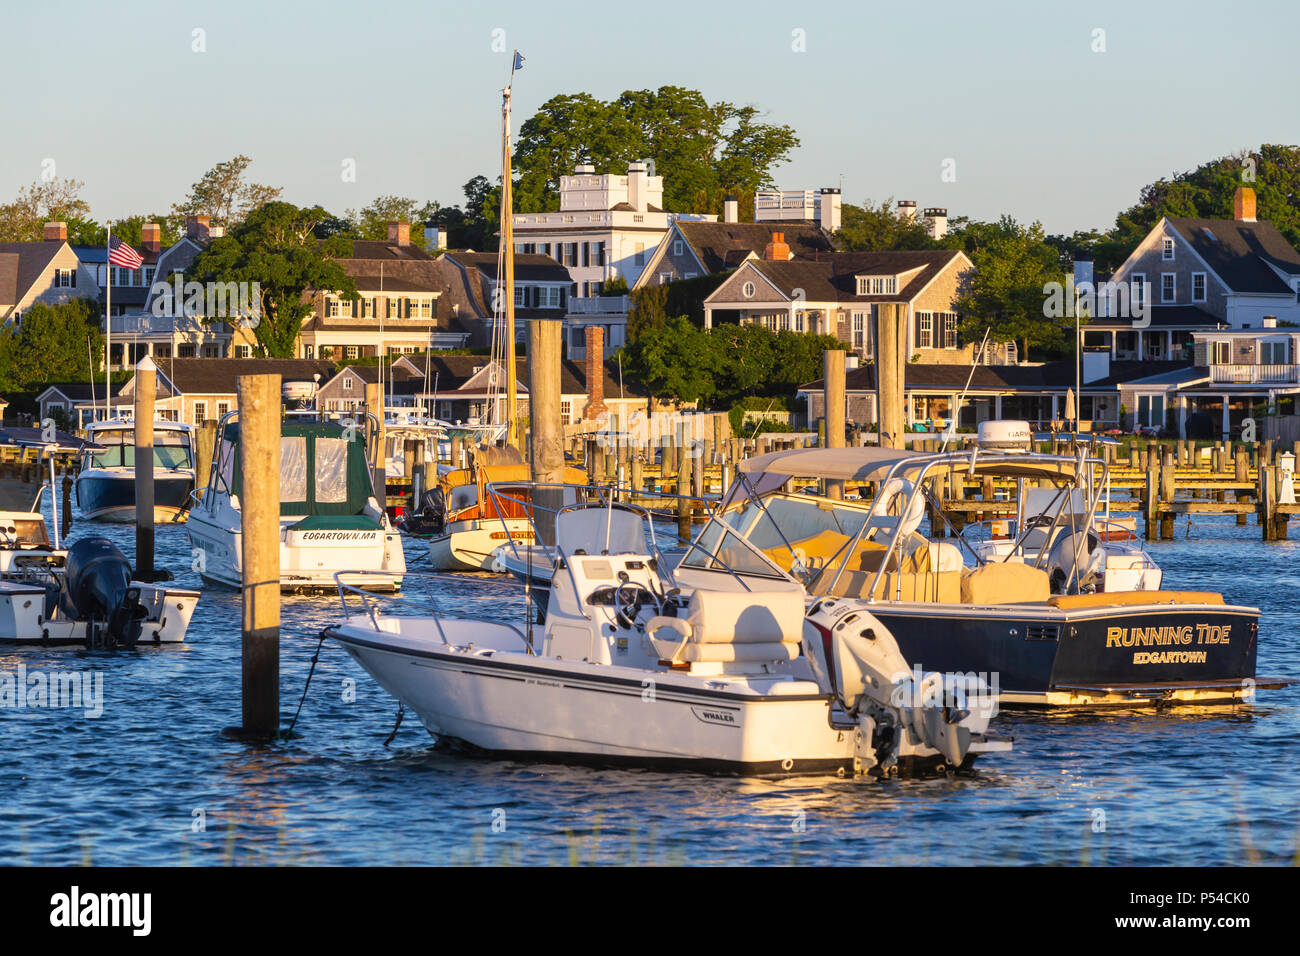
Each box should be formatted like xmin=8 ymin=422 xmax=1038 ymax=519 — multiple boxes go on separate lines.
xmin=834 ymin=198 xmax=940 ymax=251
xmin=65 ymin=215 xmax=180 ymax=248
xmin=952 ymin=216 xmax=1068 ymax=361
xmin=345 ymin=196 xmax=441 ymax=247
xmin=188 ymin=202 xmax=357 ymax=358
xmin=171 ymin=155 xmax=282 ymax=231
xmin=622 ymin=315 xmax=719 ymax=404
xmin=0 ymin=177 xmax=90 ymax=242
xmin=0 ymin=298 xmax=103 ymax=390
xmin=511 ymin=87 xmax=798 ymax=216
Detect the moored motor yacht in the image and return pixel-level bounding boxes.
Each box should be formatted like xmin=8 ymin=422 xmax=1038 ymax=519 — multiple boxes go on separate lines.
xmin=75 ymin=419 xmax=196 ymax=523
xmin=327 ymin=501 xmax=1010 ymax=776
xmin=187 ymin=412 xmax=405 ymax=592
xmin=674 ymin=426 xmax=1287 ymax=707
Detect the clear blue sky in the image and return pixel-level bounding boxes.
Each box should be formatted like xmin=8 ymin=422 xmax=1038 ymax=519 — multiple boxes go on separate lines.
xmin=7 ymin=0 xmax=1297 ymax=235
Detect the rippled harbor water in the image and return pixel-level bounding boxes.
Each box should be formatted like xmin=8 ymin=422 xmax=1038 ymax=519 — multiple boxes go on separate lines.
xmin=2 ymin=503 xmax=1298 ymax=866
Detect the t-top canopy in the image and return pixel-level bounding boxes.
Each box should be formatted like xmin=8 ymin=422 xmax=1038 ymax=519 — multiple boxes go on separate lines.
xmin=738 ymin=446 xmax=926 ymax=482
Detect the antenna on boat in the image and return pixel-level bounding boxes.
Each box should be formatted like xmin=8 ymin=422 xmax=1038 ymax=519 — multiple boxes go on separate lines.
xmin=939 ymin=327 xmax=991 ymax=453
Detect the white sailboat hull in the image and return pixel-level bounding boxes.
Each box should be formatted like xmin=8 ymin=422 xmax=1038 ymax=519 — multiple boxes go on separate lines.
xmin=427 ymin=518 xmax=535 ymax=572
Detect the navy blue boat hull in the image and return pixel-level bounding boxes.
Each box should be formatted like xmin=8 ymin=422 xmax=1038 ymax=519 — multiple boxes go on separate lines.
xmin=75 ymin=471 xmax=194 ymax=522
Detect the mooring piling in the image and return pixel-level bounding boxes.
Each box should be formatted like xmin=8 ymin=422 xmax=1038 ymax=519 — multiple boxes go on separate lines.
xmin=823 ymin=349 xmax=846 ymax=500
xmin=528 ymin=319 xmax=565 ymax=543
xmin=231 ymin=373 xmax=282 ymax=741
xmin=133 ymin=356 xmax=157 ymax=579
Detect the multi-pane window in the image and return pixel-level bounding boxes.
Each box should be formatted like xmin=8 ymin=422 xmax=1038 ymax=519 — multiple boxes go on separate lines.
xmin=344 ymin=346 xmax=359 ymax=359
xmin=1262 ymin=341 xmax=1289 ymax=364
xmin=1131 ymin=274 xmax=1145 ymax=306
xmin=388 ymin=297 xmax=402 ymax=319
xmin=1161 ymin=237 xmax=1175 ymax=260
xmin=234 ymin=345 xmax=250 ymax=358
xmin=852 ymin=312 xmax=866 ymax=352
xmin=53 ymin=268 xmax=76 ymax=288
xmin=1192 ymin=273 xmax=1206 ymax=302
xmin=543 ymin=287 xmax=561 ymax=308
xmin=856 ymin=275 xmax=897 ymax=295
xmin=941 ymin=312 xmax=958 ymax=349
xmin=1161 ymin=273 xmax=1175 ymax=303
xmin=1213 ymin=341 xmax=1230 ymax=364
xmin=514 ymin=287 xmax=525 ymax=307
xmin=193 ymin=402 xmax=207 ymax=424
xmin=917 ymin=312 xmax=934 ymax=348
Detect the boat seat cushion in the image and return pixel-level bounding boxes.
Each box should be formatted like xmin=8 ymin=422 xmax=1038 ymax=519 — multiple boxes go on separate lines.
xmin=814 ymin=569 xmax=962 ymax=603
xmin=960 ymin=562 xmax=1050 ymax=604
xmin=646 ymin=588 xmax=804 ymax=663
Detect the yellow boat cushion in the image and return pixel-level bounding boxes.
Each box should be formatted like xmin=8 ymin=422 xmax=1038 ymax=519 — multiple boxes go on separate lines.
xmin=960 ymin=562 xmax=1051 ymax=604
xmin=1047 ymin=590 xmax=1225 ymax=610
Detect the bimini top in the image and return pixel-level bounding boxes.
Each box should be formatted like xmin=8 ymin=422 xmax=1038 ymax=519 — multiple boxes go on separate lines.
xmin=737 ymin=445 xmax=1083 ymax=485
xmin=738 ymin=446 xmax=925 ymax=482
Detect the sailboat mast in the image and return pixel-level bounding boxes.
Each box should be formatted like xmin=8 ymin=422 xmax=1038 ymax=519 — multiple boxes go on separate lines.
xmin=502 ymin=63 xmax=519 ymax=449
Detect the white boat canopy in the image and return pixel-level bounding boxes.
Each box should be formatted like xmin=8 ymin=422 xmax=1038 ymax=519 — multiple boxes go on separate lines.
xmin=738 ymin=446 xmax=926 ymax=483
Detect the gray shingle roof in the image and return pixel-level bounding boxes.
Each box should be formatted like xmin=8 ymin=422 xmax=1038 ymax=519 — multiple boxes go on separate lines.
xmin=728 ymin=250 xmax=965 ymax=304
xmin=1167 ymin=217 xmax=1300 ymax=294
xmin=676 ymin=222 xmax=834 ymax=273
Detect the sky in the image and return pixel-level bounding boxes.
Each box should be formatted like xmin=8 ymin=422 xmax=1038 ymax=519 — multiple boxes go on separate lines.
xmin=5 ymin=0 xmax=1298 ymax=236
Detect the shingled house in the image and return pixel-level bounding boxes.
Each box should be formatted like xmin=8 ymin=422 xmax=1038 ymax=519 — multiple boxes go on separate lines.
xmin=636 ymin=220 xmax=836 ymax=288
xmin=703 ymin=242 xmax=987 ymax=365
xmin=1 ymin=222 xmax=97 ymax=324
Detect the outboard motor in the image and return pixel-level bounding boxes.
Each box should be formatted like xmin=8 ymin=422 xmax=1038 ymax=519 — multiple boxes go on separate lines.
xmin=59 ymin=537 xmax=145 ymax=649
xmin=400 ymin=486 xmax=446 ymax=537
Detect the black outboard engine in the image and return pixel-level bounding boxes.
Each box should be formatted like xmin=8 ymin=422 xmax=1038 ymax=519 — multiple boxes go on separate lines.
xmin=59 ymin=537 xmax=146 ymax=649
xmin=400 ymin=486 xmax=447 ymax=537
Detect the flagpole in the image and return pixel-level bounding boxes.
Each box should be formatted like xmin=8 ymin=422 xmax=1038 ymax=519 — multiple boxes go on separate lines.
xmin=503 ymin=50 xmax=520 ymax=449
xmin=105 ymin=222 xmax=112 ymax=422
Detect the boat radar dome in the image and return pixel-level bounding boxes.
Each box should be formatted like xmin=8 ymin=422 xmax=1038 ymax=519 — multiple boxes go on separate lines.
xmin=977 ymin=420 xmax=1032 ymax=450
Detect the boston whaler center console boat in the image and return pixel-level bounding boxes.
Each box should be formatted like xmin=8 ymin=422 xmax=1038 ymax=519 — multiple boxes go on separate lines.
xmin=327 ymin=499 xmax=1010 ymax=776
xmin=187 ymin=411 xmax=405 ymax=592
xmin=1 ymin=474 xmax=197 ymax=647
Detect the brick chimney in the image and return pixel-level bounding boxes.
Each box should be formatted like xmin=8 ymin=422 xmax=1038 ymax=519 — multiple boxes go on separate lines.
xmin=141 ymin=223 xmax=162 ymax=254
xmin=43 ymin=221 xmax=67 ymax=242
xmin=763 ymin=231 xmax=790 ymax=261
xmin=582 ymin=326 xmax=607 ymax=420
xmin=387 ymin=221 xmax=411 ymax=245
xmin=186 ymin=215 xmax=211 ymax=241
xmin=1233 ymin=186 xmax=1257 ymax=222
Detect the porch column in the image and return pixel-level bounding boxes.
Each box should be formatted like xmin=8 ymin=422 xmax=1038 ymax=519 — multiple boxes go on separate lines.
xmin=703 ymin=305 xmax=713 ymax=330
xmin=1135 ymin=329 xmax=1143 ymax=360
xmin=1177 ymin=394 xmax=1187 ymax=438
xmin=995 ymin=395 xmax=1003 ymax=420
xmin=1221 ymin=393 xmax=1230 ymax=440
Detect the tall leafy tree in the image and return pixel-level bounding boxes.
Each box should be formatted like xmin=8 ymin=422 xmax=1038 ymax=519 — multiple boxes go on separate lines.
xmin=836 ymin=198 xmax=940 ymax=251
xmin=345 ymin=195 xmax=441 ymax=246
xmin=0 ymin=298 xmax=103 ymax=390
xmin=953 ymin=216 xmax=1068 ymax=361
xmin=171 ymin=155 xmax=282 ymax=231
xmin=0 ymin=177 xmax=90 ymax=242
xmin=188 ymin=202 xmax=357 ymax=358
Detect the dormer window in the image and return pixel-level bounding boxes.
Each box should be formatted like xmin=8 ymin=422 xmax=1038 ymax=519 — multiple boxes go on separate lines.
xmin=856 ymin=275 xmax=897 ymax=295
xmin=1161 ymin=237 xmax=1175 ymax=260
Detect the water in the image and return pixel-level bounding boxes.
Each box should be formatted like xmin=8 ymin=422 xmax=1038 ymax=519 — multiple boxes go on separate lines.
xmin=2 ymin=506 xmax=1297 ymax=866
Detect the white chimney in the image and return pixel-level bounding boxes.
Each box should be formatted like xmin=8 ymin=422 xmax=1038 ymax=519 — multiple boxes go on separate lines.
xmin=627 ymin=161 xmax=648 ymax=212
xmin=923 ymin=207 xmax=948 ymax=240
xmin=818 ymin=188 xmax=842 ymax=233
xmin=897 ymin=200 xmax=917 ymax=222
xmin=723 ymin=195 xmax=738 ymax=223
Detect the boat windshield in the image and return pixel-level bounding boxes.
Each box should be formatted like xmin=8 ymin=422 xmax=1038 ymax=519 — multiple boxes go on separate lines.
xmin=90 ymin=430 xmax=192 ymax=470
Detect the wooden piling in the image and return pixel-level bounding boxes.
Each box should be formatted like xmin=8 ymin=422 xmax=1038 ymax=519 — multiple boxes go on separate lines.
xmin=527 ymin=320 xmax=565 ymax=543
xmin=60 ymin=474 xmax=73 ymax=540
xmin=365 ymin=381 xmax=385 ymax=502
xmin=234 ymin=373 xmax=281 ymax=740
xmin=1159 ymin=447 xmax=1176 ymax=540
xmin=134 ymin=357 xmax=157 ymax=579
xmin=194 ymin=418 xmax=217 ymax=500
xmin=824 ymin=349 xmax=846 ymax=500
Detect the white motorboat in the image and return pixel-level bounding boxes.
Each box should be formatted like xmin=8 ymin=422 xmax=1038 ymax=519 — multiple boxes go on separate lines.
xmin=327 ymin=503 xmax=1009 ymax=776
xmin=672 ymin=423 xmax=1286 ymax=707
xmin=74 ymin=419 xmax=195 ymax=523
xmin=187 ymin=413 xmax=405 ymax=592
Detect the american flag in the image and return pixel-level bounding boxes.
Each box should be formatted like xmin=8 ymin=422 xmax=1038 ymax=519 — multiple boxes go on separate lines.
xmin=108 ymin=234 xmax=143 ymax=270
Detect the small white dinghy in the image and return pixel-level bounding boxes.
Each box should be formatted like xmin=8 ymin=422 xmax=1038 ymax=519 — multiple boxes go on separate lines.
xmin=327 ymin=503 xmax=1009 ymax=776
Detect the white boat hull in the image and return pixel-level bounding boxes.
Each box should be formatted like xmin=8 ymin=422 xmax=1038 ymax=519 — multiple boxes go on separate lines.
xmin=331 ymin=618 xmax=855 ymax=772
xmin=428 ymin=518 xmax=535 ymax=573
xmin=188 ymin=511 xmax=406 ymax=592
xmin=0 ymin=579 xmax=199 ymax=646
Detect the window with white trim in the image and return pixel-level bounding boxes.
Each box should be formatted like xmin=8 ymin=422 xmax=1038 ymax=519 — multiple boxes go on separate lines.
xmin=1131 ymin=274 xmax=1145 ymax=307
xmin=1212 ymin=340 xmax=1230 ymax=364
xmin=1192 ymin=273 xmax=1206 ymax=302
xmin=53 ymin=268 xmax=76 ymax=288
xmin=852 ymin=312 xmax=866 ymax=352
xmin=741 ymin=281 xmax=755 ymax=298
xmin=193 ymin=402 xmax=207 ymax=424
xmin=1261 ymin=340 xmax=1289 ymax=364
xmin=673 ymin=240 xmax=683 ymax=256
xmin=917 ymin=311 xmax=934 ymax=349
xmin=856 ymin=275 xmax=897 ymax=295
xmin=343 ymin=377 xmax=353 ymax=391
xmin=1161 ymin=237 xmax=1175 ymax=260
xmin=1161 ymin=273 xmax=1175 ymax=303
xmin=941 ymin=312 xmax=958 ymax=349
xmin=344 ymin=346 xmax=359 ymax=359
